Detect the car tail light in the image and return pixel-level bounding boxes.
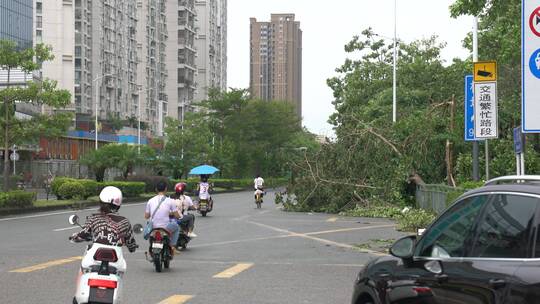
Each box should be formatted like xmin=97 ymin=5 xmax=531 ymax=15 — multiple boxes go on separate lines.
xmin=93 ymin=248 xmax=118 ymax=262
xmin=154 ymin=231 xmax=162 ymax=242
xmin=88 ymin=278 xmax=117 ymax=289
xmin=413 ymin=287 xmax=432 ymax=294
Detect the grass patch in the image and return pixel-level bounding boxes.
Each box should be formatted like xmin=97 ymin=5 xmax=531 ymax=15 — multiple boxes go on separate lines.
xmin=354 ymin=238 xmax=395 ymax=253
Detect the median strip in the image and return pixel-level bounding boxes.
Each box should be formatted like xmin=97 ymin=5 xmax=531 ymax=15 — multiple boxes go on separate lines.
xmin=157 ymin=295 xmax=194 ymax=304
xmin=213 ymin=263 xmax=254 ymax=279
xmin=9 ymin=256 xmax=82 ymax=273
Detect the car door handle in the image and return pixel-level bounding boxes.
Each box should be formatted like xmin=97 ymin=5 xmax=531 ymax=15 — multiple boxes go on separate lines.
xmin=489 ymin=279 xmax=506 ymax=289
xmin=435 ymin=274 xmax=449 ymax=283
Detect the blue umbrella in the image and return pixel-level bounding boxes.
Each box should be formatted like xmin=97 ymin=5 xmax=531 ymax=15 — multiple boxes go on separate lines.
xmin=189 ymin=164 xmax=220 ymax=175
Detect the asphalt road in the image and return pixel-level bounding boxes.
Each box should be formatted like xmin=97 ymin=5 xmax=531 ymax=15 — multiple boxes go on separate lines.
xmin=0 ymin=190 xmax=404 ymax=304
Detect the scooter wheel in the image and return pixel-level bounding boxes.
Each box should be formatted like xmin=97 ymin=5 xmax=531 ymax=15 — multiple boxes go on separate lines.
xmin=154 ymin=254 xmax=162 ymax=272
xmin=201 ymin=211 xmax=207 ymax=217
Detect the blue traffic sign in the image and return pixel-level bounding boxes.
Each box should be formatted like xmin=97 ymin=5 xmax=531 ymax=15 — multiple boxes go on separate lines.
xmin=464 ymin=75 xmax=476 ymax=141
xmin=514 ymin=127 xmax=525 ymax=154
xmin=529 ymin=48 xmax=540 ymax=79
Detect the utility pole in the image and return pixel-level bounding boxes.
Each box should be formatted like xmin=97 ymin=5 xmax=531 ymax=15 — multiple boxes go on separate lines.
xmin=392 ymin=0 xmax=397 ymax=123
xmin=472 ymin=16 xmax=480 ymax=181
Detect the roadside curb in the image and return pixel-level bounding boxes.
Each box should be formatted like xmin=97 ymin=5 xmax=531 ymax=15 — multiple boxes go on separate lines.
xmin=0 ymin=188 xmax=248 ymax=217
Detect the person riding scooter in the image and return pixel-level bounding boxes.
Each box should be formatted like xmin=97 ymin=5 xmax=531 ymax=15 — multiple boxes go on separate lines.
xmin=254 ymin=174 xmax=265 ymax=201
xmin=145 ymin=181 xmax=182 ymax=254
xmin=196 ymin=174 xmax=213 ymax=215
xmin=70 ymin=186 xmax=137 ymax=252
xmin=172 ymin=182 xmax=197 ymax=238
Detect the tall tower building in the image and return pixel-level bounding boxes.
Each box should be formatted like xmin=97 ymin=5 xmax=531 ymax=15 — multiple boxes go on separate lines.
xmin=34 ymin=0 xmax=75 ymax=112
xmin=136 ymin=0 xmax=168 ymax=136
xmin=0 ymin=0 xmax=33 ymax=50
xmin=194 ymin=0 xmax=227 ymax=102
xmin=250 ymin=14 xmax=302 ymax=119
xmin=165 ymin=0 xmax=197 ymax=121
xmin=73 ymin=0 xmax=139 ymax=124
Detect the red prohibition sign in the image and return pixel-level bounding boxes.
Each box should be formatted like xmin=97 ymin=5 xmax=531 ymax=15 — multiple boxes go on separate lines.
xmin=530 ymin=7 xmax=540 ymax=37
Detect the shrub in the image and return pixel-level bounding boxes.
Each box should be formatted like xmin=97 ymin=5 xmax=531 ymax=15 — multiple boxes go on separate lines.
xmin=58 ymin=181 xmax=85 ymax=200
xmin=78 ymin=179 xmax=100 ymax=199
xmin=343 ymin=205 xmax=403 ymax=218
xmin=396 ymin=209 xmax=437 ymax=232
xmin=0 ymin=191 xmax=36 ymax=208
xmin=101 ymin=181 xmax=145 ymax=197
xmin=121 ymin=175 xmax=169 ymax=193
xmin=51 ymin=177 xmax=76 ymax=199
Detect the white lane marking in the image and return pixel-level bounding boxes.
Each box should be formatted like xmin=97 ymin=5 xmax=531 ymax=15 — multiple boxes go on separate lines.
xmin=245 ymin=220 xmax=388 ymax=256
xmin=189 ymin=234 xmax=290 ymax=248
xmin=53 ymin=226 xmax=80 ymax=232
xmin=0 ymin=202 xmax=147 ymax=223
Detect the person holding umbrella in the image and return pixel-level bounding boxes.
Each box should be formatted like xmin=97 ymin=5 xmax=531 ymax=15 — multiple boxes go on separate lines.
xmin=189 ymin=165 xmax=219 ymax=216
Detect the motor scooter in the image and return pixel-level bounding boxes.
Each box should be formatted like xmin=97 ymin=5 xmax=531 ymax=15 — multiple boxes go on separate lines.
xmin=69 ymin=215 xmax=128 ymax=304
xmin=133 ymin=224 xmax=173 ymax=272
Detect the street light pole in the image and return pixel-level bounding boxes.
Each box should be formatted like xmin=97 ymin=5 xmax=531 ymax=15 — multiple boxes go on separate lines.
xmin=137 ymin=87 xmax=152 ymax=154
xmin=392 ymin=0 xmax=397 ymax=123
xmin=472 ymin=16 xmax=480 ymax=181
xmin=93 ymin=74 xmax=112 ymax=150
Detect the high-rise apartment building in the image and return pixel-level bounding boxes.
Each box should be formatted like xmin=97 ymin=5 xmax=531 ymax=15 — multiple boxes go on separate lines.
xmin=194 ymin=0 xmax=227 ymax=102
xmin=73 ymin=0 xmax=139 ymax=124
xmin=136 ymin=0 xmax=168 ymax=135
xmin=0 ymin=0 xmax=33 ymax=50
xmin=250 ymin=14 xmax=302 ymax=119
xmin=165 ymin=0 xmax=197 ymax=121
xmin=34 ymin=0 xmax=75 ymax=112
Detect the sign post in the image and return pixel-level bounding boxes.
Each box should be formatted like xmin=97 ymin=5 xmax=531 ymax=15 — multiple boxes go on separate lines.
xmin=514 ymin=127 xmax=526 ymax=175
xmin=523 ymin=1 xmax=540 ymax=132
xmin=473 ymin=61 xmax=498 ymax=180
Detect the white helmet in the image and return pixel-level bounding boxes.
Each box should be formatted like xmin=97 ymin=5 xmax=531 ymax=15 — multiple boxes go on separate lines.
xmin=99 ymin=186 xmax=123 ymax=207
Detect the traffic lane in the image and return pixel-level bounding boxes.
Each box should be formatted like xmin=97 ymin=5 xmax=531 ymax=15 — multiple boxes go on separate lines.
xmin=189 ymin=262 xmax=360 ymax=304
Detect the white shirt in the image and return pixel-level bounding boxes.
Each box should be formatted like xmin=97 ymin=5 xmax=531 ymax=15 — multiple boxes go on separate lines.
xmin=175 ymin=195 xmax=194 ymax=215
xmin=254 ymin=177 xmax=264 ymax=189
xmin=145 ymin=195 xmax=180 ymax=228
xmin=198 ymin=182 xmax=211 ymax=199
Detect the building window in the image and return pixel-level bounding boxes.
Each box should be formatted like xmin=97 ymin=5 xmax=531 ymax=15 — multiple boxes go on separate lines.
xmin=36 ymin=16 xmax=42 ymax=28
xmin=36 ymin=2 xmax=43 ymax=14
xmin=36 ymin=30 xmax=42 ymax=40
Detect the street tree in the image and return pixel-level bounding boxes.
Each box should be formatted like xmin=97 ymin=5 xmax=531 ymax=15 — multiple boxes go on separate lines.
xmin=0 ymin=40 xmax=71 ymax=190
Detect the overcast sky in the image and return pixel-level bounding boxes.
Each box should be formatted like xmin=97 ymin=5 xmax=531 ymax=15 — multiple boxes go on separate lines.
xmin=227 ymin=0 xmax=472 ymax=136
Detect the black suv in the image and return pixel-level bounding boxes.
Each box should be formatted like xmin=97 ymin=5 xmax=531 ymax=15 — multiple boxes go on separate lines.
xmin=352 ymin=176 xmax=540 ymax=304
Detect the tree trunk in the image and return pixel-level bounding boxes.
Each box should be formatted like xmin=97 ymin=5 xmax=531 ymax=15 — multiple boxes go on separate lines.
xmin=3 ymin=67 xmax=10 ymax=191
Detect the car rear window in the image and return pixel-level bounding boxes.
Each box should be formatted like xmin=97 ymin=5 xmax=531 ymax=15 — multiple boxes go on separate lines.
xmin=469 ymin=194 xmax=538 ymax=258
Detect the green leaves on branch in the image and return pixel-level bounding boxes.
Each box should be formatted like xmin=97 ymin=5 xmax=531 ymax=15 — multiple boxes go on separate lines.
xmin=80 ymin=144 xmax=156 ymax=182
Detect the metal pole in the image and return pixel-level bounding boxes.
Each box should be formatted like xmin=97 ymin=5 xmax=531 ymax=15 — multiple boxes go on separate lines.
xmin=95 ymin=81 xmax=99 ymax=150
xmin=516 ymin=154 xmax=521 ymax=175
xmin=472 ymin=16 xmax=480 ymax=181
xmin=181 ymin=98 xmax=185 ymax=160
xmin=392 ymin=0 xmax=397 ymax=123
xmin=520 ymin=153 xmax=526 ymax=175
xmin=138 ymin=90 xmax=141 ymax=154
xmin=485 ymin=140 xmax=489 ymax=180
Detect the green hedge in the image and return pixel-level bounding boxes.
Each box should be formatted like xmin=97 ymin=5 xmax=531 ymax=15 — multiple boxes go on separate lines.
xmin=101 ymin=182 xmax=145 ymax=198
xmin=52 ymin=177 xmax=145 ymax=199
xmin=58 ymin=181 xmax=85 ymax=199
xmin=119 ymin=175 xmax=169 ymax=193
xmin=0 ymin=191 xmax=36 ymax=208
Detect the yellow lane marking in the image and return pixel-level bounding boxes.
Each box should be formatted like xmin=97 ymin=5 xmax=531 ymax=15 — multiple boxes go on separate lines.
xmin=213 ymin=263 xmax=254 ymax=279
xmin=326 ymin=217 xmax=338 ymax=222
xmin=9 ymin=256 xmax=82 ymax=273
xmin=157 ymin=295 xmax=194 ymax=304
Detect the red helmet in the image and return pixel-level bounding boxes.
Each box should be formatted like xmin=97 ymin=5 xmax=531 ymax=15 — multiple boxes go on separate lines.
xmin=174 ymin=182 xmax=187 ymax=194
